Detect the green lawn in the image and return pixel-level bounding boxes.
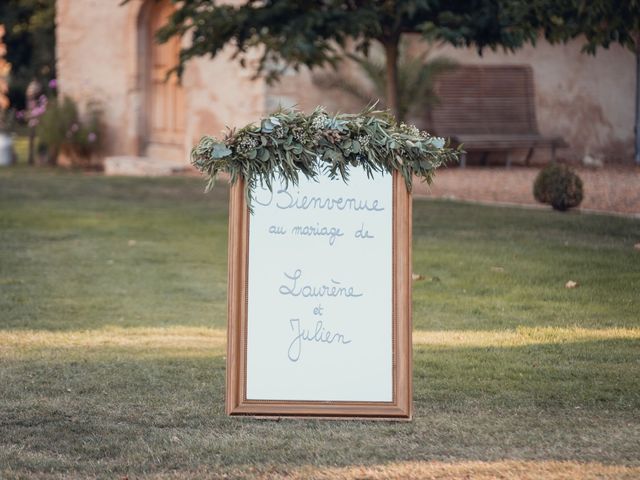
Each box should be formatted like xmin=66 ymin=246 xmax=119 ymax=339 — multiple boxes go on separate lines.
xmin=1 ymin=166 xmax=639 ymax=479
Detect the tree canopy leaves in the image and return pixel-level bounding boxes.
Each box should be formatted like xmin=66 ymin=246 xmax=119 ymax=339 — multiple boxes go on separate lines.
xmin=157 ymin=0 xmax=541 ymax=84
xmin=532 ymin=0 xmax=640 ymax=54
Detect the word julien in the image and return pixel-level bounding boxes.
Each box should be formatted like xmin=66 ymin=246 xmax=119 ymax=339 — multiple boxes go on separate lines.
xmin=287 ymin=319 xmax=352 ymax=362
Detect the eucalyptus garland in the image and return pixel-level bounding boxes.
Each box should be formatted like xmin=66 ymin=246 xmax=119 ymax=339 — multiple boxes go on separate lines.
xmin=191 ymin=107 xmax=461 ymax=208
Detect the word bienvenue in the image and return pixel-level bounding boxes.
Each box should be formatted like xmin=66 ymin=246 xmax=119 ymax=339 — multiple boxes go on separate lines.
xmin=255 ymin=188 xmax=385 ymax=212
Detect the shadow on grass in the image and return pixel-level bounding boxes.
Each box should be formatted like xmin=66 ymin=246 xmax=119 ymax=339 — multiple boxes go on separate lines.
xmin=1 ymin=338 xmax=638 ymax=476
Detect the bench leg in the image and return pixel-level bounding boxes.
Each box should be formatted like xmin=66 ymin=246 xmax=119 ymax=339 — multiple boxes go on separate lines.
xmin=506 ymin=151 xmax=512 ymax=169
xmin=524 ymin=147 xmax=534 ymax=166
xmin=551 ymin=145 xmax=557 ymax=163
xmin=460 ymin=152 xmax=466 ymax=168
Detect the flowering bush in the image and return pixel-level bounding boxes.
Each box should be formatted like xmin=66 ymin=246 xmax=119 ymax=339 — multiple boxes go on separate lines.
xmin=15 ymin=78 xmax=58 ymax=130
xmin=15 ymin=93 xmax=48 ymax=128
xmin=35 ymin=96 xmax=102 ymax=166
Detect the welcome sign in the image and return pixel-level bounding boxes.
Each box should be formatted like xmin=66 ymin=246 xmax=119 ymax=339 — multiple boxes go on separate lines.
xmin=191 ymin=109 xmax=456 ymax=419
xmin=226 ymin=167 xmax=413 ymax=418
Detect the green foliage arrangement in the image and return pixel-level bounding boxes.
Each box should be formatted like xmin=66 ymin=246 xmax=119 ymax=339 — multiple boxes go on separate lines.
xmin=533 ymin=163 xmax=584 ymax=211
xmin=191 ymin=108 xmax=460 ymax=208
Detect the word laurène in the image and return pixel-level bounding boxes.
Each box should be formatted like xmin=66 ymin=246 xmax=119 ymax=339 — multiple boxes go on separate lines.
xmin=279 ymin=269 xmax=363 ymax=299
xmin=255 ymin=187 xmax=385 ymax=212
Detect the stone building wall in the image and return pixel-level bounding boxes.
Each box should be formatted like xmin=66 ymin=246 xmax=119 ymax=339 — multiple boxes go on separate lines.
xmin=56 ymin=1 xmax=635 ymax=165
xmin=56 ymin=0 xmax=265 ymax=165
xmin=267 ymin=38 xmax=635 ymax=164
xmin=431 ymin=40 xmax=635 ymax=163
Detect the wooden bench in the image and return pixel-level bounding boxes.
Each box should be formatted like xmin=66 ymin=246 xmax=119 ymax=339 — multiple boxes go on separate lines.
xmin=429 ymin=65 xmax=567 ymax=167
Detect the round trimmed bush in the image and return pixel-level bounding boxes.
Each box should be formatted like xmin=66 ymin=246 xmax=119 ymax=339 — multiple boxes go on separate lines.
xmin=533 ymin=164 xmax=584 ymax=211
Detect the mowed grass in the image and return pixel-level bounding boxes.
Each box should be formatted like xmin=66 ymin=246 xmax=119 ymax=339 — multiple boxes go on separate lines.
xmin=1 ymin=166 xmax=639 ymax=479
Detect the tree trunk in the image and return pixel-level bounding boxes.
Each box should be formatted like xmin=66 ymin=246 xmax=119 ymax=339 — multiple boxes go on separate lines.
xmin=383 ymin=37 xmax=400 ymax=121
xmin=634 ymin=33 xmax=640 ymax=165
xmin=28 ymin=128 xmax=35 ymax=166
xmin=48 ymin=146 xmax=58 ymax=167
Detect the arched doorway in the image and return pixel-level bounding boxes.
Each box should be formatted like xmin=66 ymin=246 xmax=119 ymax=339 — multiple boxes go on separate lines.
xmin=144 ymin=0 xmax=185 ymax=161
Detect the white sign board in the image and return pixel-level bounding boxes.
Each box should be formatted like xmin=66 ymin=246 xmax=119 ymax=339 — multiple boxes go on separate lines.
xmin=246 ymin=167 xmax=393 ymax=402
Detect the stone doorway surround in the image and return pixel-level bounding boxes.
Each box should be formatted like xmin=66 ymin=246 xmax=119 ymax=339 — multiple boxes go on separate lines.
xmin=121 ymin=0 xmax=187 ymax=166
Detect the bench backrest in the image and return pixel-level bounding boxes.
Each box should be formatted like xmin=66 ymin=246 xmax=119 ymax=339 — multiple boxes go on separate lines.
xmin=430 ymin=65 xmax=539 ymax=136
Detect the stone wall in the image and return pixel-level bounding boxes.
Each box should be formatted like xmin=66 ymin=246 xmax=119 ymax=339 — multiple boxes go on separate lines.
xmin=56 ymin=1 xmax=635 ymax=165
xmin=267 ymin=38 xmax=635 ymax=164
xmin=56 ymin=0 xmax=265 ymax=164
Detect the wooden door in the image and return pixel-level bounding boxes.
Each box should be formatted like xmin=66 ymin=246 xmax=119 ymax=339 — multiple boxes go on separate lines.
xmin=147 ymin=0 xmax=184 ymax=152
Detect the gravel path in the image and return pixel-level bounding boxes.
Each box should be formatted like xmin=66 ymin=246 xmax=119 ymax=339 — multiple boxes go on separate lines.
xmin=414 ymin=166 xmax=640 ymax=216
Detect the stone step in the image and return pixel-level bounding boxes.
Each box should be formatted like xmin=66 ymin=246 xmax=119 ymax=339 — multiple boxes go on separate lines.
xmin=104 ymin=156 xmax=192 ymax=176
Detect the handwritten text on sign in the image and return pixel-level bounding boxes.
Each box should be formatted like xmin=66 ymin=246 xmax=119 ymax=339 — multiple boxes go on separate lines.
xmin=246 ymin=167 xmax=393 ymax=402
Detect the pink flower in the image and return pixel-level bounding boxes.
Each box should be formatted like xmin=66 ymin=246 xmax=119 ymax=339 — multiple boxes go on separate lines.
xmin=88 ymin=132 xmax=97 ymax=143
xmin=71 ymin=123 xmax=79 ymax=132
xmin=48 ymin=79 xmax=57 ymax=89
xmin=38 ymin=94 xmax=48 ymax=105
xmin=30 ymin=105 xmax=46 ymax=117
xmin=28 ymin=119 xmax=39 ymax=128
xmin=15 ymin=110 xmax=25 ymax=120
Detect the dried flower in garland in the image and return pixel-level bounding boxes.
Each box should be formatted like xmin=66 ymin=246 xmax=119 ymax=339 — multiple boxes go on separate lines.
xmin=191 ymin=107 xmax=461 ymax=209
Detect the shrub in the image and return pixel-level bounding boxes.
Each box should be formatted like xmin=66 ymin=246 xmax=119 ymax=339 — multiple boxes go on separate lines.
xmin=533 ymin=164 xmax=584 ymax=211
xmin=36 ymin=96 xmax=102 ymax=166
